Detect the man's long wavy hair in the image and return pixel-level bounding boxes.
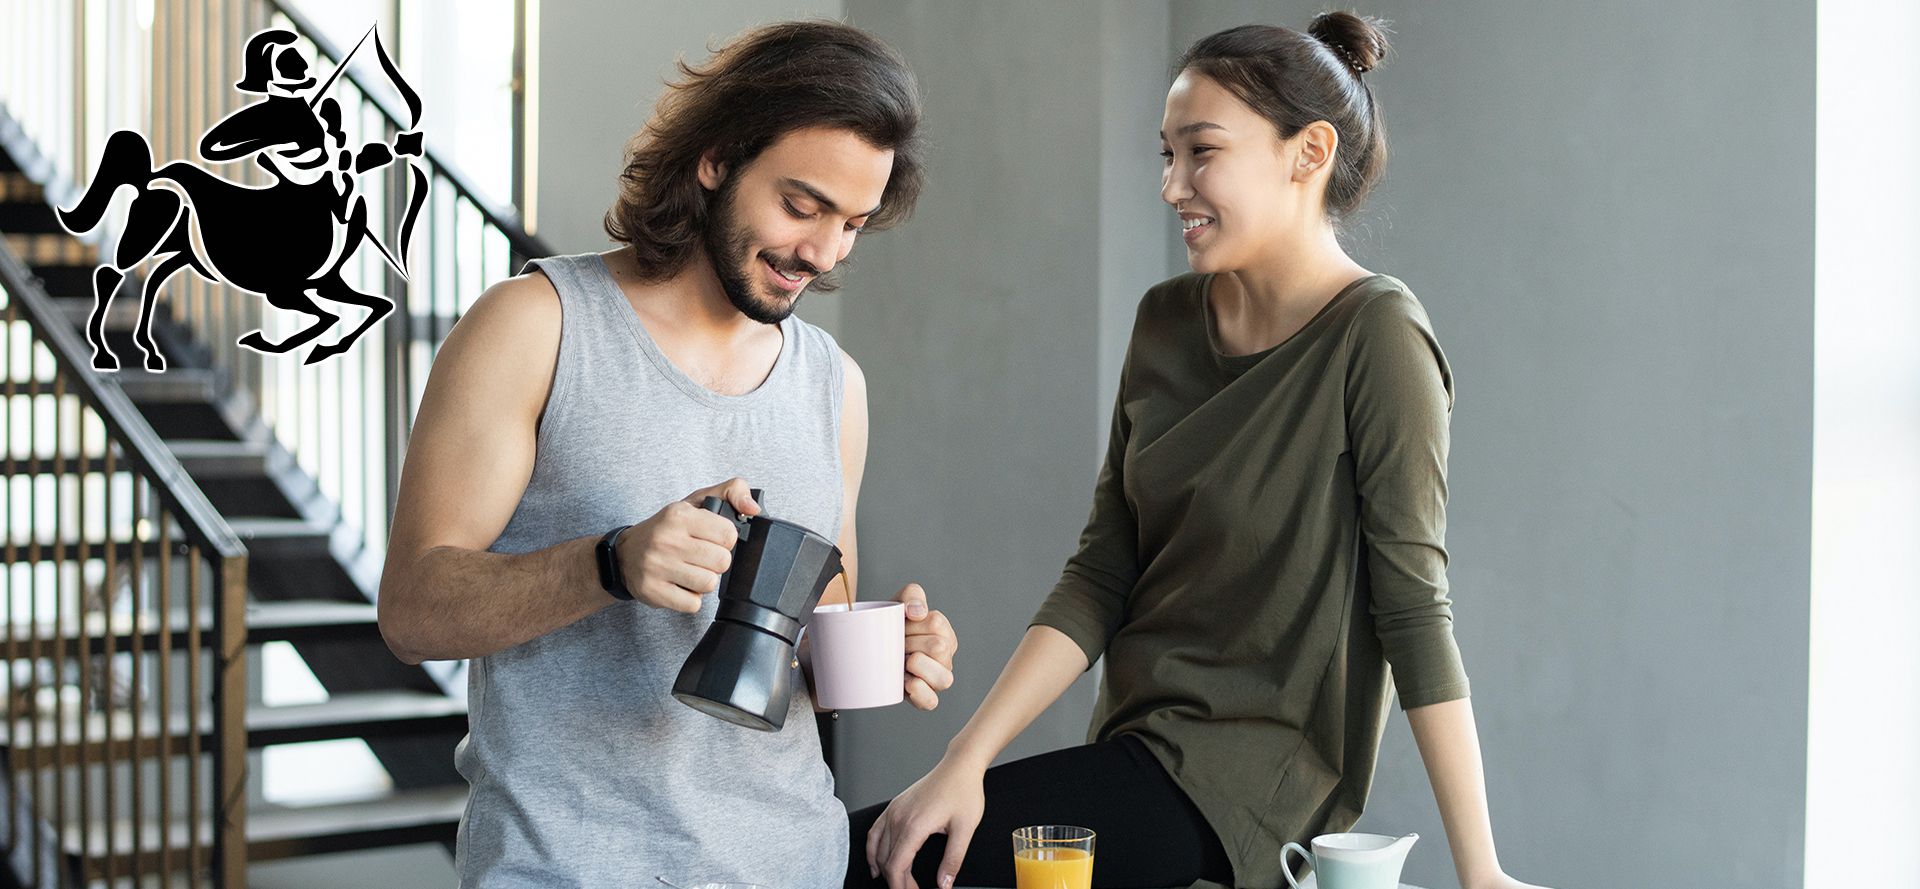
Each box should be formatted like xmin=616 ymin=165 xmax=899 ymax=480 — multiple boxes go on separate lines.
xmin=604 ymin=21 xmax=926 ymax=282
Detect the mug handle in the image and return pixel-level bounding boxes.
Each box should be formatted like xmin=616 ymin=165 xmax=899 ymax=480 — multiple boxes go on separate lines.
xmin=1280 ymin=842 xmax=1311 ymax=889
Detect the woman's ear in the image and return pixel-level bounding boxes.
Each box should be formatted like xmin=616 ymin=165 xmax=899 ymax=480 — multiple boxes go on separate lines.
xmin=697 ymin=150 xmax=729 ymax=191
xmin=1291 ymin=120 xmax=1340 ymax=183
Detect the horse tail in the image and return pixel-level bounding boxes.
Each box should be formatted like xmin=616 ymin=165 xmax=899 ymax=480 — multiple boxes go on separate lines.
xmin=58 ymin=130 xmax=155 ymax=235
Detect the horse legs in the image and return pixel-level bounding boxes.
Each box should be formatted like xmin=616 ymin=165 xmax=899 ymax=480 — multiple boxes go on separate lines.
xmin=237 ymin=289 xmax=338 ymax=356
xmin=86 ymin=267 xmax=125 ymax=371
xmin=301 ymin=274 xmax=394 ymax=365
xmin=134 ymin=252 xmax=199 ymax=373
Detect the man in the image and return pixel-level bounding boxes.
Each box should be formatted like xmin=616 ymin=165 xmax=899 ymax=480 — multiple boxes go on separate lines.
xmin=376 ymin=21 xmax=957 ymax=887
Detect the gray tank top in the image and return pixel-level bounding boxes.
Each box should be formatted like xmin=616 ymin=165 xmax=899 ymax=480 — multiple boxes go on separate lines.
xmin=453 ymin=252 xmax=848 ymax=888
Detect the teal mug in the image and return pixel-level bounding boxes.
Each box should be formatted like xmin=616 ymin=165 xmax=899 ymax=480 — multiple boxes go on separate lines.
xmin=1280 ymin=832 xmax=1418 ymax=889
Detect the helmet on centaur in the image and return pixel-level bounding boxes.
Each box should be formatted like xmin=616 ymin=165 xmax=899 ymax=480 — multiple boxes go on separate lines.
xmin=235 ymin=30 xmax=314 ymax=94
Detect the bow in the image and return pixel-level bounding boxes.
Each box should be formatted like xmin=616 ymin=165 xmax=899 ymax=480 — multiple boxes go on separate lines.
xmin=310 ymin=24 xmax=430 ymax=279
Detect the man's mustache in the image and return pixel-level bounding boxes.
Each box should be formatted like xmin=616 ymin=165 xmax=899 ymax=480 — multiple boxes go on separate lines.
xmin=760 ymin=250 xmax=821 ymax=278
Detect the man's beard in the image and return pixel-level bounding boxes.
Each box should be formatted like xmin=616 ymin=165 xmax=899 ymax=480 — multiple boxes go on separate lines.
xmin=702 ymin=177 xmax=834 ymax=325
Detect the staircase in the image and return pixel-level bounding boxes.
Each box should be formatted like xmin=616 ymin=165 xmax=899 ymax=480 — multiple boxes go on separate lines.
xmin=0 ymin=0 xmax=549 ymax=885
xmin=2 ymin=140 xmax=474 ymax=889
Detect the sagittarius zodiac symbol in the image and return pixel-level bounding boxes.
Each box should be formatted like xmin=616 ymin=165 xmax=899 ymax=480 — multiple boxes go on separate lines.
xmin=59 ymin=25 xmax=429 ymax=371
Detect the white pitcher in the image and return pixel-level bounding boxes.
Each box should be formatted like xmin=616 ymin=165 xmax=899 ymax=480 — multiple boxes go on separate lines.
xmin=1281 ymin=831 xmax=1418 ymax=889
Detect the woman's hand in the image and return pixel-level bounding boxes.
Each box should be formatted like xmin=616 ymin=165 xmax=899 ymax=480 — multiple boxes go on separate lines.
xmin=866 ymin=756 xmax=987 ymax=889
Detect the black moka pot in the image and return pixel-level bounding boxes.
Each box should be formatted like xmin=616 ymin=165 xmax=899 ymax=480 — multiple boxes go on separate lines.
xmin=672 ymin=491 xmax=844 ymax=731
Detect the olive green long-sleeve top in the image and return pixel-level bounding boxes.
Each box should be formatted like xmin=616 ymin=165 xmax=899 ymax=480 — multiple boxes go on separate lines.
xmin=1030 ymin=272 xmax=1471 ymax=889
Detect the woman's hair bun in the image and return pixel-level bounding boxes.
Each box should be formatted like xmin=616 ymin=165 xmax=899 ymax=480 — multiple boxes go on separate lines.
xmin=1307 ymin=11 xmax=1391 ymax=75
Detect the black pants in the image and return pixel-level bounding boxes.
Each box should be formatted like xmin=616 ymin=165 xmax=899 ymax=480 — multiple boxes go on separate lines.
xmin=844 ymin=734 xmax=1233 ymax=888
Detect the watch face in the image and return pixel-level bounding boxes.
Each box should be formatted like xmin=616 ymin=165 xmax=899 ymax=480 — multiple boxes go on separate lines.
xmin=599 ymin=527 xmax=630 ymax=598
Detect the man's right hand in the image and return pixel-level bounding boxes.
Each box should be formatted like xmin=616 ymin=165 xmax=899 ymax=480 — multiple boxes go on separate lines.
xmin=617 ymin=478 xmax=763 ymax=612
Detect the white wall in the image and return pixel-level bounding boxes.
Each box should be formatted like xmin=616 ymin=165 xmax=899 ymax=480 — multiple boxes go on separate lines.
xmin=1807 ymin=1 xmax=1920 ymax=887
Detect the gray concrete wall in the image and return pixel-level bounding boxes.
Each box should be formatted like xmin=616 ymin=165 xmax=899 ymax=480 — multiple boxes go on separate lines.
xmin=828 ymin=0 xmax=1172 ymax=809
xmin=1170 ymin=4 xmax=1814 ymax=887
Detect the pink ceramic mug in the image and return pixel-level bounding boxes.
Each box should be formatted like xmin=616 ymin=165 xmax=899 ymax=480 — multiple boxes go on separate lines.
xmin=806 ymin=601 xmax=905 ymax=710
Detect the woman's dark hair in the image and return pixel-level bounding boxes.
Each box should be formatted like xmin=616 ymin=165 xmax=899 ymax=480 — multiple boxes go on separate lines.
xmin=1176 ymin=12 xmax=1392 ymax=225
xmin=604 ymin=20 xmax=926 ymax=280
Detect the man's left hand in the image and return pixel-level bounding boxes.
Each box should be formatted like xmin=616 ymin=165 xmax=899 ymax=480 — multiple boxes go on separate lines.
xmin=894 ymin=583 xmax=956 ymax=710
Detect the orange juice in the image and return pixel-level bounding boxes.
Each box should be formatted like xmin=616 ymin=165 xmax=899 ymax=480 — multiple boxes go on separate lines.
xmin=1013 ymin=847 xmax=1093 ymax=889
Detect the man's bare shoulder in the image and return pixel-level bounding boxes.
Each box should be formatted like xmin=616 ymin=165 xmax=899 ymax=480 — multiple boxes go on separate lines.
xmin=455 ymin=268 xmax=563 ymax=342
xmin=838 ymin=347 xmax=868 ymax=402
xmin=419 ymin=267 xmax=564 ymax=421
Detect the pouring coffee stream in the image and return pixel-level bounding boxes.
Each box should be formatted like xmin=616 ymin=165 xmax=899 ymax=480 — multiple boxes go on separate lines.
xmin=671 ymin=489 xmax=846 ymax=731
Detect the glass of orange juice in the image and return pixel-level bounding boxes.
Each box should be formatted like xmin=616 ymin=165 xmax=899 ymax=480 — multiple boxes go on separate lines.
xmin=1012 ymin=825 xmax=1095 ymax=889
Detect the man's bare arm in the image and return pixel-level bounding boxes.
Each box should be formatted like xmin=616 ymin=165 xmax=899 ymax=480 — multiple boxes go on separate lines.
xmin=375 ymin=271 xmax=612 ymax=664
xmin=821 ymin=348 xmax=870 ymax=607
xmin=802 ymin=349 xmax=871 ymax=705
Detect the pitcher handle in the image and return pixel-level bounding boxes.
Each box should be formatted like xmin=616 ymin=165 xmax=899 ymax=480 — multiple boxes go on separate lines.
xmin=1281 ymin=841 xmax=1311 ymax=889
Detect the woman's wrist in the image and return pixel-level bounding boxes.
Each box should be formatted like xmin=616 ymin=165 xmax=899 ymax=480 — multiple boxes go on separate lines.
xmin=1458 ymin=856 xmax=1507 ymax=889
xmin=942 ymin=732 xmax=996 ymax=774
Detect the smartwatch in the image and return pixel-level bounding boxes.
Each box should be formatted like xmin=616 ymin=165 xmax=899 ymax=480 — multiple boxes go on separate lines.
xmin=596 ymin=524 xmax=635 ymax=601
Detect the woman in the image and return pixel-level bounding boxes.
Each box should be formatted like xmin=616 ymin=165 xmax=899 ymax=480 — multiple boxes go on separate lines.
xmin=848 ymin=14 xmax=1549 ymax=889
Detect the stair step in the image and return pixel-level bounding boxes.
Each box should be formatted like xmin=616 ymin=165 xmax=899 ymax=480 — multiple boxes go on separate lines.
xmin=0 ymin=452 xmax=166 ymax=476
xmin=64 ymin=783 xmax=468 ymax=872
xmin=4 ymin=232 xmax=94 ymax=265
xmin=51 ymin=292 xmax=143 ymax=331
xmin=226 ymin=516 xmax=333 ymax=561
xmin=1 ymin=536 xmax=186 ymax=570
xmin=167 ymin=438 xmax=269 ymax=479
xmin=130 ymin=399 xmax=244 ymax=442
xmin=245 ymin=599 xmax=383 ymax=644
xmin=112 ymin=369 xmax=222 ymax=405
xmin=248 ymin=690 xmax=467 ymax=745
xmin=0 ymin=172 xmax=41 ymax=201
xmin=4 ymin=599 xmax=383 ymax=663
xmin=0 ymin=199 xmax=66 ymax=233
xmin=252 ymin=783 xmax=468 ymax=859
xmin=0 ymin=378 xmax=91 ymax=399
xmin=4 ymin=690 xmax=465 ymax=757
xmin=28 ymin=261 xmax=93 ymax=297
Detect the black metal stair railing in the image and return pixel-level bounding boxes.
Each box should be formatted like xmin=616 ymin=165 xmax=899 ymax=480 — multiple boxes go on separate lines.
xmin=2 ymin=232 xmax=250 ymax=886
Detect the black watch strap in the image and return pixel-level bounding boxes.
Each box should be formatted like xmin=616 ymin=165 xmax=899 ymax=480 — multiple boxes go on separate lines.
xmin=596 ymin=524 xmax=635 ymax=601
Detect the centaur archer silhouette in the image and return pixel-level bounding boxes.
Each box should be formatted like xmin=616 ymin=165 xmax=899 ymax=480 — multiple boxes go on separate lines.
xmin=58 ymin=26 xmax=429 ymax=371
